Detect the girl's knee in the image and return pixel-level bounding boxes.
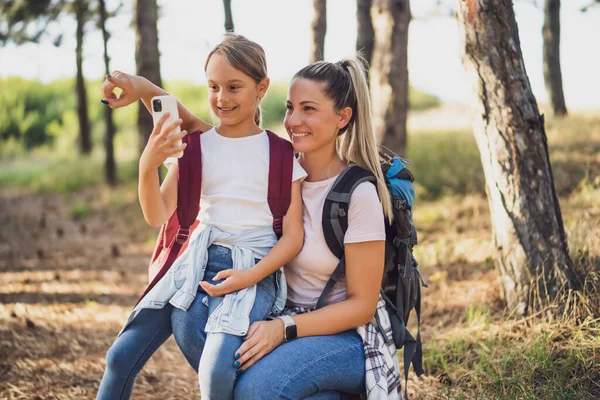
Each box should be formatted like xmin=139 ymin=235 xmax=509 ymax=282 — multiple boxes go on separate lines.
xmin=104 ymin=341 xmax=134 ymax=375
xmin=198 ymin=356 xmax=237 ymax=399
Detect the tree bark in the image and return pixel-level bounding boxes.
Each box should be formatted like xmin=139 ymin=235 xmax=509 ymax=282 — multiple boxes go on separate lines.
xmin=310 ymin=0 xmax=327 ymax=63
xmin=370 ymin=0 xmax=410 ymax=157
xmin=223 ymin=0 xmax=234 ymax=32
xmin=457 ymin=0 xmax=576 ymax=316
xmin=356 ymin=0 xmax=374 ymax=82
xmin=543 ymin=0 xmax=567 ymax=116
xmin=134 ymin=0 xmax=162 ymax=157
xmin=99 ymin=0 xmax=116 ymax=186
xmin=74 ymin=0 xmax=91 ymax=155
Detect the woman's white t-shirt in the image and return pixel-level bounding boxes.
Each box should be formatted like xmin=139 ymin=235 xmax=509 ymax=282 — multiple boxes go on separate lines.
xmin=285 ymin=173 xmax=386 ymax=308
xmin=165 ymin=127 xmax=307 ymax=234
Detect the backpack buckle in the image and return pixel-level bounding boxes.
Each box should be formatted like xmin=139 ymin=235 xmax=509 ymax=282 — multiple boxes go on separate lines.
xmin=393 ymin=198 xmax=406 ymax=210
xmin=175 ymin=227 xmax=190 ymax=244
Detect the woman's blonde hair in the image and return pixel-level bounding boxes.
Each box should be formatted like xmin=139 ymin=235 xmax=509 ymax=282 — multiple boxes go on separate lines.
xmin=292 ymin=56 xmax=393 ymax=221
xmin=204 ymin=33 xmax=267 ymax=126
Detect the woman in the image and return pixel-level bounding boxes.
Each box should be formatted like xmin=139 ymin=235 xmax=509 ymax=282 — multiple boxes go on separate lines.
xmin=101 ymin=46 xmax=401 ymax=399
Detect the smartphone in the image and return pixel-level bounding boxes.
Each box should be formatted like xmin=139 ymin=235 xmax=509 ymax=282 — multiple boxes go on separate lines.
xmin=151 ymin=95 xmax=183 ymax=158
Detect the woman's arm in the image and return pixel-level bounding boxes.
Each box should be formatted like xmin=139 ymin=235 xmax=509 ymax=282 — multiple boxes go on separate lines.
xmin=100 ymin=71 xmax=212 ymax=134
xmin=199 ymin=179 xmax=304 ymax=295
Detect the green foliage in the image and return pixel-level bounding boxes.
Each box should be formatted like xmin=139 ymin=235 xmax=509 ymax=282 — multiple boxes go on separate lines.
xmin=407 ymin=129 xmax=485 ymax=200
xmin=423 ymin=314 xmax=600 ymax=399
xmin=0 ymin=78 xmax=72 ymax=148
xmin=409 ymin=86 xmax=442 ymax=111
xmin=70 ymin=200 xmax=91 ymax=220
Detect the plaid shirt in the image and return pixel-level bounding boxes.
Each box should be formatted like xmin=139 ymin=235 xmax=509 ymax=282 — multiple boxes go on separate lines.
xmin=284 ymin=296 xmax=402 ymax=399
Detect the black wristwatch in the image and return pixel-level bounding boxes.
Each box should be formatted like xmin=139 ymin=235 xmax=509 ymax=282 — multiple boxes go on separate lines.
xmin=278 ymin=315 xmax=297 ymax=342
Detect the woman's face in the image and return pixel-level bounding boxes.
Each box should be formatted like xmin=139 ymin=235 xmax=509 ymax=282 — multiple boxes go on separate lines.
xmin=284 ymin=78 xmax=351 ymax=155
xmin=205 ymin=52 xmax=267 ymax=128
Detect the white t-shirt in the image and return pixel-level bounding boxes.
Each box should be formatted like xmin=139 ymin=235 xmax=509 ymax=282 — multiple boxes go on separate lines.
xmin=285 ymin=173 xmax=386 ymax=308
xmin=165 ymin=127 xmax=307 ymax=233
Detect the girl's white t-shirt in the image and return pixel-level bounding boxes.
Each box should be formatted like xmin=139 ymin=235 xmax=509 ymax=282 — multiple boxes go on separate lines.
xmin=285 ymin=173 xmax=386 ymax=308
xmin=165 ymin=127 xmax=307 ymax=234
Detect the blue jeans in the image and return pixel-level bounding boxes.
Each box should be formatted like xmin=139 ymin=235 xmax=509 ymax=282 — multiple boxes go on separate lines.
xmin=234 ymin=329 xmax=366 ymax=400
xmin=97 ymin=245 xmax=277 ymax=400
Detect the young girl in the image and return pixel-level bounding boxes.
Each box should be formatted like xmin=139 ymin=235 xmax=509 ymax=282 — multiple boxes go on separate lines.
xmin=96 ymin=34 xmax=306 ymax=400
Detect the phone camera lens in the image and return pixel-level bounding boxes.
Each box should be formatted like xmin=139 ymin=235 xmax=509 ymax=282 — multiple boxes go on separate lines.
xmin=153 ymin=99 xmax=162 ymax=112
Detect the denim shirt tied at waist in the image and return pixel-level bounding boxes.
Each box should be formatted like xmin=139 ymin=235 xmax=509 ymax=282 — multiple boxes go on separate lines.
xmin=120 ymin=224 xmax=287 ymax=336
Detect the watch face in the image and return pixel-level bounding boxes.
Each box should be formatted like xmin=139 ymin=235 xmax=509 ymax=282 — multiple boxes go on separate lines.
xmin=285 ymin=323 xmax=297 ymax=341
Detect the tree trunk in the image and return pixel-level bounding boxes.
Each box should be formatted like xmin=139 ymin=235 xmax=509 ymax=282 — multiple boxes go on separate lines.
xmin=543 ymin=0 xmax=567 ymax=116
xmin=134 ymin=0 xmax=162 ymax=157
xmin=223 ymin=0 xmax=234 ymax=32
xmin=356 ymin=0 xmax=374 ymax=82
xmin=457 ymin=0 xmax=576 ymax=316
xmin=99 ymin=0 xmax=116 ymax=186
xmin=310 ymin=0 xmax=327 ymax=63
xmin=370 ymin=0 xmax=410 ymax=157
xmin=74 ymin=0 xmax=91 ymax=155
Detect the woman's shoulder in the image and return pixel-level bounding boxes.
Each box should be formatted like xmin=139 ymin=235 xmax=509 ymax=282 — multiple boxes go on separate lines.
xmin=351 ymin=181 xmax=382 ymax=208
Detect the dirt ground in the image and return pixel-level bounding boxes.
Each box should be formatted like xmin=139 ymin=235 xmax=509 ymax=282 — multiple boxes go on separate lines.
xmin=0 ymin=182 xmax=508 ymax=399
xmin=0 ymin=188 xmax=202 ymax=399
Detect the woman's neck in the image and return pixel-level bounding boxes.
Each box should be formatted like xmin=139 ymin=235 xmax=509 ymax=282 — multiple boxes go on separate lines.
xmin=216 ymin=120 xmax=262 ymax=138
xmin=299 ymin=148 xmax=347 ymax=182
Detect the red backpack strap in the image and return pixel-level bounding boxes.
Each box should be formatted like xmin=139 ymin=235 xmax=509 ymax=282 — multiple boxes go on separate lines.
xmin=266 ymin=130 xmax=293 ymax=238
xmin=137 ymin=130 xmax=203 ymax=305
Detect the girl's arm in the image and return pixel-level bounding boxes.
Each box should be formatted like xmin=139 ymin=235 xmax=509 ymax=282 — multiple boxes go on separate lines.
xmin=234 ymin=239 xmax=384 ymax=371
xmin=199 ymin=179 xmax=304 ymax=295
xmin=138 ymin=114 xmax=187 ymax=228
xmin=100 ymin=71 xmax=212 ymax=134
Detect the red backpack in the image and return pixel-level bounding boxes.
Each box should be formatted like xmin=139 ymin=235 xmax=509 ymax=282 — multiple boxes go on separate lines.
xmin=135 ymin=129 xmax=294 ymax=306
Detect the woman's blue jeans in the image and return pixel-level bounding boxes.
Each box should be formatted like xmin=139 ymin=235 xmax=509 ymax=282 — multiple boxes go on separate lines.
xmin=234 ymin=330 xmax=366 ymax=400
xmin=96 ymin=245 xmax=277 ymax=400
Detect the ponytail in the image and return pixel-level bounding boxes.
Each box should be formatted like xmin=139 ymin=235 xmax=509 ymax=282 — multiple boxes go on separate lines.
xmin=338 ymin=58 xmax=392 ymax=221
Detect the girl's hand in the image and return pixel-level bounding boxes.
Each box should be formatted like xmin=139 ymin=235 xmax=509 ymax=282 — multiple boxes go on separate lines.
xmin=234 ymin=320 xmax=285 ymax=372
xmin=139 ymin=113 xmax=187 ymax=171
xmin=199 ymin=269 xmax=254 ymax=297
xmin=100 ymin=70 xmax=146 ymax=109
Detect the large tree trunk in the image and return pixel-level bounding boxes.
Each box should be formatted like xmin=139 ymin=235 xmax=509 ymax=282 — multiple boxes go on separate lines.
xmin=356 ymin=0 xmax=374 ymax=82
xmin=74 ymin=0 xmax=91 ymax=155
xmin=370 ymin=0 xmax=410 ymax=158
xmin=99 ymin=0 xmax=116 ymax=186
xmin=134 ymin=0 xmax=162 ymax=157
xmin=543 ymin=0 xmax=567 ymax=116
xmin=457 ymin=0 xmax=576 ymax=316
xmin=310 ymin=0 xmax=327 ymax=63
xmin=223 ymin=0 xmax=234 ymax=32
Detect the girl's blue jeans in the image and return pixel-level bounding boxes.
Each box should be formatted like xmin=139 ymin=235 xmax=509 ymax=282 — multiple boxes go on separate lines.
xmin=96 ymin=245 xmax=277 ymax=400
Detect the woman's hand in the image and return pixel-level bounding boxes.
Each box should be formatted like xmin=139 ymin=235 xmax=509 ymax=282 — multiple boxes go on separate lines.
xmin=139 ymin=113 xmax=187 ymax=171
xmin=199 ymin=269 xmax=255 ymax=297
xmin=234 ymin=319 xmax=285 ymax=372
xmin=100 ymin=70 xmax=148 ymax=109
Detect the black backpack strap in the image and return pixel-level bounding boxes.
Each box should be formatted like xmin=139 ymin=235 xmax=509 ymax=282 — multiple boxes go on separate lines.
xmin=317 ymin=166 xmax=376 ymax=308
xmin=322 ymin=166 xmax=377 ymax=259
xmin=315 ymin=258 xmax=345 ymax=309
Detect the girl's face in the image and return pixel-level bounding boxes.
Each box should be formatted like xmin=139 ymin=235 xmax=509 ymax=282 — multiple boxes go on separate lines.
xmin=205 ymin=52 xmax=268 ymax=129
xmin=284 ymin=78 xmax=352 ymax=155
